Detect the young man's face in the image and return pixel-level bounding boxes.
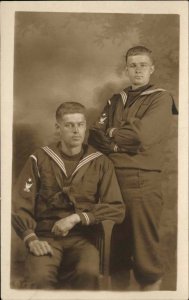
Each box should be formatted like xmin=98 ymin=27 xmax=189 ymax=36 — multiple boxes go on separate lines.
xmin=57 ymin=113 xmax=86 ymax=149
xmin=126 ymin=54 xmax=155 ymax=89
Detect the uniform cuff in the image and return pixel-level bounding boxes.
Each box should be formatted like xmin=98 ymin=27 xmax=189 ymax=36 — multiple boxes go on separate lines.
xmin=107 ymin=127 xmax=118 ymax=138
xmin=76 ymin=212 xmax=96 ymax=225
xmin=22 ymin=230 xmax=38 ymax=246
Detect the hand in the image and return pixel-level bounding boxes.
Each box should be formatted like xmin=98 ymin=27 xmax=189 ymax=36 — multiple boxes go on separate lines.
xmin=88 ymin=129 xmax=114 ymax=154
xmin=28 ymin=240 xmax=53 ymax=256
xmin=89 ymin=128 xmax=109 ymax=143
xmin=51 ymin=214 xmax=80 ymax=236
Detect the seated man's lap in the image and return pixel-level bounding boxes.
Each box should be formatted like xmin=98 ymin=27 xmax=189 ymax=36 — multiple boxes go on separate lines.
xmin=59 ymin=236 xmax=99 ymax=288
xmin=25 ymin=235 xmax=99 ymax=289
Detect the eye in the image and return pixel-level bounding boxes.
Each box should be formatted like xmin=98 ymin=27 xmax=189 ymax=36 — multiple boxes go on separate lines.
xmin=140 ymin=63 xmax=148 ymax=67
xmin=79 ymin=122 xmax=85 ymax=127
xmin=129 ymin=64 xmax=136 ymax=68
xmin=65 ymin=123 xmax=73 ymax=128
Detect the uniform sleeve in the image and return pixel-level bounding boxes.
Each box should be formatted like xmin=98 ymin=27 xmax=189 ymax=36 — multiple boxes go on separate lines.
xmin=88 ymin=128 xmax=117 ymax=154
xmin=76 ymin=159 xmax=125 ymax=225
xmin=92 ymin=101 xmax=110 ymax=131
xmin=111 ymin=92 xmax=173 ymax=152
xmin=12 ymin=155 xmax=40 ymax=246
xmin=88 ymin=100 xmax=118 ymax=154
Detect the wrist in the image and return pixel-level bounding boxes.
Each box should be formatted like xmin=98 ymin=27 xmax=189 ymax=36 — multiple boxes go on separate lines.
xmin=23 ymin=231 xmax=38 ymax=248
xmin=72 ymin=214 xmax=81 ymax=225
xmin=28 ymin=239 xmax=37 ymax=247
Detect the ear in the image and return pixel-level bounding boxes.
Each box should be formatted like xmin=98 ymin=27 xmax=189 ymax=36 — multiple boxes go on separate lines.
xmin=124 ymin=66 xmax=128 ymax=75
xmin=55 ymin=122 xmax=60 ymax=130
xmin=150 ymin=65 xmax=155 ymax=75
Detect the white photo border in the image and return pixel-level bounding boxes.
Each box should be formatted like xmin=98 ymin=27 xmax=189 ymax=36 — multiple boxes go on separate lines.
xmin=1 ymin=1 xmax=188 ymax=300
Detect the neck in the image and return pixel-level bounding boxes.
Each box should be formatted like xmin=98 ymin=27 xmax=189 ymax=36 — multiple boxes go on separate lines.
xmin=131 ymin=82 xmax=150 ymax=90
xmin=132 ymin=84 xmax=144 ymax=90
xmin=60 ymin=142 xmax=82 ymax=156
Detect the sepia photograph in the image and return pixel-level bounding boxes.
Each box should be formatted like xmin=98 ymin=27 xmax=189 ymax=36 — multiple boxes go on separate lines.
xmin=1 ymin=1 xmax=188 ymax=300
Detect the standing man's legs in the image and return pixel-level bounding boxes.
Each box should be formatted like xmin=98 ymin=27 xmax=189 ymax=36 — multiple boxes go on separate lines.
xmin=115 ymin=168 xmax=164 ymax=290
xmin=111 ymin=214 xmax=133 ymax=290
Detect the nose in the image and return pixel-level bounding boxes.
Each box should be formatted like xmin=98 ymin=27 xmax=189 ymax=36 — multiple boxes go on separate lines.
xmin=135 ymin=66 xmax=142 ymax=73
xmin=73 ymin=125 xmax=79 ymax=133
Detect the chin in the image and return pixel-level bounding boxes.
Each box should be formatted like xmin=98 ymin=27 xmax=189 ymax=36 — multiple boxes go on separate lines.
xmin=71 ymin=141 xmax=83 ymax=147
xmin=134 ymin=79 xmax=145 ymax=84
xmin=135 ymin=82 xmax=147 ymax=87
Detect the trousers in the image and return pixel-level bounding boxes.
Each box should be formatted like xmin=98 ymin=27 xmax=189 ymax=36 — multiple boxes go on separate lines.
xmin=25 ymin=235 xmax=99 ymax=290
xmin=111 ymin=168 xmax=164 ymax=285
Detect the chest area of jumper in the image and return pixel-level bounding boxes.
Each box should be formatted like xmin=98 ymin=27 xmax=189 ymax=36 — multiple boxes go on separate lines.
xmin=112 ymin=95 xmax=149 ymax=126
xmin=38 ymin=157 xmax=101 ymax=202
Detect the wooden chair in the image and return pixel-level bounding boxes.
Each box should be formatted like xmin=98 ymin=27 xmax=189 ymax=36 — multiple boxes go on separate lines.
xmin=96 ymin=220 xmax=115 ymax=290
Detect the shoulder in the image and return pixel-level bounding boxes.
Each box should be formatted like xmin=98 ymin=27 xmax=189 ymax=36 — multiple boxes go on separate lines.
xmin=29 ymin=144 xmax=56 ymax=163
xmin=96 ymin=155 xmax=115 ymax=175
xmin=95 ymin=152 xmax=115 ymax=170
xmin=148 ymin=89 xmax=178 ymax=114
xmin=107 ymin=93 xmax=122 ymax=106
xmin=104 ymin=86 xmax=132 ymax=106
xmin=30 ymin=147 xmax=45 ymax=158
xmin=141 ymin=86 xmax=171 ymax=98
xmin=141 ymin=86 xmax=174 ymax=108
xmin=86 ymin=144 xmax=114 ymax=168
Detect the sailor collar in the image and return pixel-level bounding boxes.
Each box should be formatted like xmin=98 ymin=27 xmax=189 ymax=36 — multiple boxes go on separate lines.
xmin=42 ymin=144 xmax=103 ymax=178
xmin=120 ymin=86 xmax=166 ymax=106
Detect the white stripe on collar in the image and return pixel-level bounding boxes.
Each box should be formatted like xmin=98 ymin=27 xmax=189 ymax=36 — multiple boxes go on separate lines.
xmin=120 ymin=91 xmax=127 ymax=106
xmin=120 ymin=88 xmax=165 ymax=104
xmin=42 ymin=146 xmax=68 ymax=177
xmin=140 ymin=88 xmax=165 ymax=96
xmin=42 ymin=146 xmax=103 ymax=178
xmin=72 ymin=152 xmax=103 ymax=176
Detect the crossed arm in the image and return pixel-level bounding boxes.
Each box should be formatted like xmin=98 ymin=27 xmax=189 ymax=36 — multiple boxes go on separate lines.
xmin=89 ymin=93 xmax=173 ymax=154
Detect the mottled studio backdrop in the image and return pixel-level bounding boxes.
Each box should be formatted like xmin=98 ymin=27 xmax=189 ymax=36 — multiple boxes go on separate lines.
xmin=12 ymin=12 xmax=179 ymax=290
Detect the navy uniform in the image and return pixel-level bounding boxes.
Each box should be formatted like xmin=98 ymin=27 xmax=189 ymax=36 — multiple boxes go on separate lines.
xmin=12 ymin=143 xmax=125 ymax=289
xmin=89 ymin=83 xmax=178 ymax=286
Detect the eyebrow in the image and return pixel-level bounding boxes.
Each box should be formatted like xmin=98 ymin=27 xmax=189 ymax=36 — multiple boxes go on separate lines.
xmin=129 ymin=62 xmax=149 ymax=65
xmin=64 ymin=121 xmax=86 ymax=124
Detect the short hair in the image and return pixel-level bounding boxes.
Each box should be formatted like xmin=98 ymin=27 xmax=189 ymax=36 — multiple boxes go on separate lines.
xmin=56 ymin=102 xmax=86 ymax=122
xmin=125 ymin=46 xmax=154 ymax=64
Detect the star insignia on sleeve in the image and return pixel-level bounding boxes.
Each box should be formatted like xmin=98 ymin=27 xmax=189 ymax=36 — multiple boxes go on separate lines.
xmin=99 ymin=113 xmax=107 ymax=124
xmin=24 ymin=178 xmax=33 ymax=192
